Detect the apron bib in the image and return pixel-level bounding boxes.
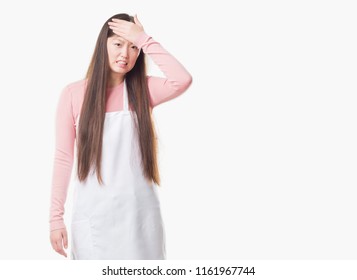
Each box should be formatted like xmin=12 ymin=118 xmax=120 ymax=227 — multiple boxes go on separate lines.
xmin=70 ymin=80 xmax=166 ymax=260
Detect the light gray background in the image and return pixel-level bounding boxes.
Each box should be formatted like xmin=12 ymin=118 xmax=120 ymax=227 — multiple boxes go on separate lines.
xmin=0 ymin=0 xmax=356 ymax=260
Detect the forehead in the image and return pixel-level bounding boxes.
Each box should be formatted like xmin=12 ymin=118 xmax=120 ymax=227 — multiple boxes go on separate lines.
xmin=108 ymin=35 xmax=131 ymax=43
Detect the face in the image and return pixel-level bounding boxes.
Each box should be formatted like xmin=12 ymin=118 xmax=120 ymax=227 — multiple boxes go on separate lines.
xmin=107 ymin=35 xmax=140 ymax=76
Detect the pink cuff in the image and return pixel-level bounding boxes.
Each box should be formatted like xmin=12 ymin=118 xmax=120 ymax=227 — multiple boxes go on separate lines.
xmin=50 ymin=220 xmax=66 ymax=232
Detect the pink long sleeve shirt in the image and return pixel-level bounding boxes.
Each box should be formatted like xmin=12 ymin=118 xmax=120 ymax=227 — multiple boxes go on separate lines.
xmin=49 ymin=32 xmax=192 ymax=231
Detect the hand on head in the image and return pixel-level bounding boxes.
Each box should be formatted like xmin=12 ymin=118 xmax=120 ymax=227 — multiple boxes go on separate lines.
xmin=108 ymin=14 xmax=144 ymax=44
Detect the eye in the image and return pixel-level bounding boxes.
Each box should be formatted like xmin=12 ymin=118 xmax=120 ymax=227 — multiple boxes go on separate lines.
xmin=114 ymin=43 xmax=121 ymax=47
xmin=131 ymin=45 xmax=138 ymax=50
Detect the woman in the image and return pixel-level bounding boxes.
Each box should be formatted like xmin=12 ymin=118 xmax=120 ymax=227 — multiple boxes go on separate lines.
xmin=49 ymin=13 xmax=192 ymax=260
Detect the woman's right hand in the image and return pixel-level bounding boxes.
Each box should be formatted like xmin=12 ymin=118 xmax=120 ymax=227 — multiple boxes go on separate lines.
xmin=50 ymin=228 xmax=68 ymax=258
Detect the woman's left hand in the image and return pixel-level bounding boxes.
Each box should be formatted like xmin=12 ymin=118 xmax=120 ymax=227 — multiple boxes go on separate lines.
xmin=108 ymin=14 xmax=144 ymax=43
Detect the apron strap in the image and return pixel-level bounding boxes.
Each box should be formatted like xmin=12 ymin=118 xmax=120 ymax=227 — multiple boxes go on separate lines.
xmin=123 ymin=80 xmax=129 ymax=112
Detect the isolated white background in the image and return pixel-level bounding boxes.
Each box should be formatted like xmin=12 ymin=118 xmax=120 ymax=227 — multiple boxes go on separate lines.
xmin=0 ymin=0 xmax=356 ymax=260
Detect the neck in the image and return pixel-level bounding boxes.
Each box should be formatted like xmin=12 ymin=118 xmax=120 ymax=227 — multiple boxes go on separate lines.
xmin=107 ymin=73 xmax=125 ymax=88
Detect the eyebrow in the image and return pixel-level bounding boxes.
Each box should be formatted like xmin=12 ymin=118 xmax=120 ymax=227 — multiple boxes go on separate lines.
xmin=111 ymin=36 xmax=124 ymax=42
xmin=111 ymin=37 xmax=135 ymax=45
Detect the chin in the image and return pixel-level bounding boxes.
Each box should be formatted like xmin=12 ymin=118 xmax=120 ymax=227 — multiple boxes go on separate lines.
xmin=111 ymin=68 xmax=128 ymax=75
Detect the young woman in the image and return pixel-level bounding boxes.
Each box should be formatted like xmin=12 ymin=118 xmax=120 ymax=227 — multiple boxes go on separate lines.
xmin=49 ymin=13 xmax=192 ymax=260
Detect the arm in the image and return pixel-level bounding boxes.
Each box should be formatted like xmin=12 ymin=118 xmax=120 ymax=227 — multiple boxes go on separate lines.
xmin=108 ymin=15 xmax=193 ymax=107
xmin=134 ymin=32 xmax=193 ymax=107
xmin=49 ymin=85 xmax=76 ymax=231
xmin=49 ymin=85 xmax=75 ymax=258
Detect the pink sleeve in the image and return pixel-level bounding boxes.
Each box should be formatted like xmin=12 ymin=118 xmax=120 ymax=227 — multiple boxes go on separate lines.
xmin=49 ymin=85 xmax=76 ymax=231
xmin=133 ymin=32 xmax=193 ymax=107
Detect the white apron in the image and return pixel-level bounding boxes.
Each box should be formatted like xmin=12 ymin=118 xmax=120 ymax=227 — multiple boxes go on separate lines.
xmin=70 ymin=81 xmax=166 ymax=260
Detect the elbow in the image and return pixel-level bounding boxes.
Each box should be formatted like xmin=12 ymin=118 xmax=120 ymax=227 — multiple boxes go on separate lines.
xmin=185 ymin=73 xmax=193 ymax=90
xmin=166 ymin=73 xmax=193 ymax=99
xmin=178 ymin=73 xmax=193 ymax=93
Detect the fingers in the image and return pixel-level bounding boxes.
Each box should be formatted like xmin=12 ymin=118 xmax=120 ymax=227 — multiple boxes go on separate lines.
xmin=110 ymin=15 xmax=142 ymax=28
xmin=109 ymin=18 xmax=126 ymax=25
xmin=63 ymin=231 xmax=68 ymax=250
xmin=50 ymin=229 xmax=68 ymax=258
xmin=109 ymin=18 xmax=131 ymax=29
xmin=108 ymin=20 xmax=130 ymax=37
xmin=51 ymin=238 xmax=68 ymax=257
xmin=56 ymin=240 xmax=68 ymax=258
xmin=133 ymin=14 xmax=143 ymax=27
xmin=108 ymin=16 xmax=144 ymax=42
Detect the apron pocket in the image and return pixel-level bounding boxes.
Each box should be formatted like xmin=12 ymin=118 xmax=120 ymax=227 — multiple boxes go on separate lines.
xmin=71 ymin=219 xmax=95 ymax=259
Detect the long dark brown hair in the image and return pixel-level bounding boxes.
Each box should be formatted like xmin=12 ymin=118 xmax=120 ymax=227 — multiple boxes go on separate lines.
xmin=76 ymin=13 xmax=160 ymax=186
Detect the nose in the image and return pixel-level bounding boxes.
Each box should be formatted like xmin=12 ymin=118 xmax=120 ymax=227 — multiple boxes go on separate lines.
xmin=120 ymin=46 xmax=129 ymax=58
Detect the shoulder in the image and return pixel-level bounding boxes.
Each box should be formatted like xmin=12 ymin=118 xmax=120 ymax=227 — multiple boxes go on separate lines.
xmin=60 ymin=78 xmax=87 ymax=118
xmin=64 ymin=79 xmax=87 ymax=95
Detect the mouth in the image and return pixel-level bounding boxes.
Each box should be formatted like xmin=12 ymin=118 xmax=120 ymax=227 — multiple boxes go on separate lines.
xmin=116 ymin=60 xmax=128 ymax=66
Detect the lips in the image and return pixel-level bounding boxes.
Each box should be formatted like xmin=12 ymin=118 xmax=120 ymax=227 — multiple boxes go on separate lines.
xmin=116 ymin=60 xmax=128 ymax=66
